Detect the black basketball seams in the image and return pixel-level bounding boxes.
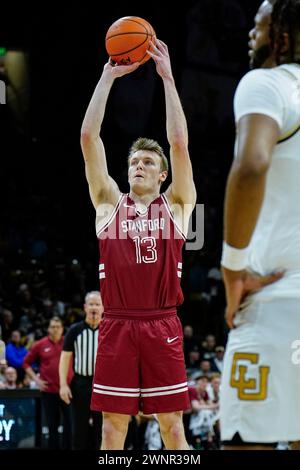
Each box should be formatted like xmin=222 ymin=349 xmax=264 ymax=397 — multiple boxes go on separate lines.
xmin=106 ymin=31 xmax=148 ymax=40
xmin=106 ymin=17 xmax=153 ymax=40
xmin=107 ymin=35 xmax=149 ymax=57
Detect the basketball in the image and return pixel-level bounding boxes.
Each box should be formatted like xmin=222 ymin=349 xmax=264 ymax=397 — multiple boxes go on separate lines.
xmin=105 ymin=16 xmax=156 ymax=65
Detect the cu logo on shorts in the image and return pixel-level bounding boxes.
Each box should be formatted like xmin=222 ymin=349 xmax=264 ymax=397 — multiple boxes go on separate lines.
xmin=230 ymin=352 xmax=270 ymax=401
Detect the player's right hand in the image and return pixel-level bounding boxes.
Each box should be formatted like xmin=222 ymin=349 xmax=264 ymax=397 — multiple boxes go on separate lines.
xmin=103 ymin=60 xmax=140 ymax=79
xmin=59 ymin=384 xmax=73 ymax=404
xmin=222 ymin=267 xmax=284 ymax=329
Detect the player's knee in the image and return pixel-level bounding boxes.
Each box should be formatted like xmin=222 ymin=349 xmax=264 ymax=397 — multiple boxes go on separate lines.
xmin=158 ymin=412 xmax=184 ymax=440
xmin=102 ymin=412 xmax=130 ymax=437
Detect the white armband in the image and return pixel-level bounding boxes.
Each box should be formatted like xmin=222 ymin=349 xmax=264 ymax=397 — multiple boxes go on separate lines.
xmin=221 ymin=242 xmax=249 ymax=271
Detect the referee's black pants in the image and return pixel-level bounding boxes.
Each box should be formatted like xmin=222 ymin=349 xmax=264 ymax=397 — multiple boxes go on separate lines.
xmin=71 ymin=374 xmax=102 ymax=450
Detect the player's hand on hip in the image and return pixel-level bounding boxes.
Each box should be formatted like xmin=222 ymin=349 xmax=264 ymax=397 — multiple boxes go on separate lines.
xmin=147 ymin=39 xmax=173 ymax=80
xmin=59 ymin=384 xmax=73 ymax=404
xmin=222 ymin=267 xmax=284 ymax=329
xmin=103 ymin=60 xmax=140 ymax=79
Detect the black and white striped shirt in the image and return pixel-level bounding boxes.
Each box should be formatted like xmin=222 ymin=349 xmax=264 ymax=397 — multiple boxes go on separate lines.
xmin=63 ymin=321 xmax=99 ymax=376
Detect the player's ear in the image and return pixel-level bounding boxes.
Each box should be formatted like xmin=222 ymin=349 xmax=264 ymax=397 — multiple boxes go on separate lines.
xmin=281 ymin=32 xmax=290 ymax=54
xmin=274 ymin=32 xmax=290 ymax=57
xmin=159 ymin=171 xmax=168 ymax=182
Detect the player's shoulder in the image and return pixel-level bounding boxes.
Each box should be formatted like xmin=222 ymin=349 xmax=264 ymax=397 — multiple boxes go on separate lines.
xmin=237 ymin=65 xmax=291 ymax=93
xmin=237 ymin=67 xmax=278 ymax=90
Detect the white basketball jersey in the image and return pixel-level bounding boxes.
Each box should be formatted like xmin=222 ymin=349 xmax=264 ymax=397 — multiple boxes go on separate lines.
xmin=234 ymin=64 xmax=300 ymax=299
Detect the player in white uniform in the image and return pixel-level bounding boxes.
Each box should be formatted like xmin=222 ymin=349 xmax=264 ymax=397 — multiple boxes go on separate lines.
xmin=220 ymin=0 xmax=300 ymax=449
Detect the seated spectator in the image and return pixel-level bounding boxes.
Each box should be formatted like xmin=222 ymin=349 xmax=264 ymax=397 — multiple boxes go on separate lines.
xmin=210 ymin=346 xmax=224 ymax=373
xmin=207 ymin=374 xmax=221 ymax=403
xmin=188 ymin=375 xmax=218 ymax=449
xmin=2 ymin=366 xmax=18 ymax=389
xmin=201 ymin=334 xmax=217 ymax=361
xmin=191 ymin=359 xmax=213 ymax=381
xmin=5 ymin=330 xmax=28 ymax=380
xmin=186 ymin=345 xmax=201 ymax=372
xmin=206 ymin=374 xmax=221 ymax=448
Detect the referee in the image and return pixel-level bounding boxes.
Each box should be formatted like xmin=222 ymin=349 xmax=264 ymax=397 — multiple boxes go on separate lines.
xmin=59 ymin=291 xmax=103 ymax=449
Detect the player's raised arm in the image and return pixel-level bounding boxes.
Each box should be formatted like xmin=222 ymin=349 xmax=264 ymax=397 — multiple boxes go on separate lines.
xmin=80 ymin=61 xmax=139 ymax=209
xmin=147 ymin=40 xmax=196 ymax=208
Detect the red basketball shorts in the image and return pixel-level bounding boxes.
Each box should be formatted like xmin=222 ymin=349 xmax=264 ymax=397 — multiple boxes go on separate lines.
xmin=91 ymin=312 xmax=190 ymax=415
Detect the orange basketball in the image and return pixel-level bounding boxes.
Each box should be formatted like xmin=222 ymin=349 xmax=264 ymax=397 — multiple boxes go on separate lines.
xmin=105 ymin=16 xmax=156 ymax=65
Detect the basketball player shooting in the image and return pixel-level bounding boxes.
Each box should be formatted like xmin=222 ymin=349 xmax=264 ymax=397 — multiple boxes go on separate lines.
xmin=80 ymin=39 xmax=196 ymax=450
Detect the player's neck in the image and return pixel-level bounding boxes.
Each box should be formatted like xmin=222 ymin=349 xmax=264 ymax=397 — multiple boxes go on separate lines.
xmin=129 ymin=190 xmax=160 ymax=207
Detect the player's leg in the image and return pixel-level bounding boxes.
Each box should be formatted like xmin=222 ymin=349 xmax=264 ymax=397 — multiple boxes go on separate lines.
xmin=101 ymin=412 xmax=131 ymax=450
xmin=140 ymin=314 xmax=190 ymax=450
xmin=157 ymin=411 xmax=189 ymax=450
xmin=91 ymin=317 xmax=140 ymax=449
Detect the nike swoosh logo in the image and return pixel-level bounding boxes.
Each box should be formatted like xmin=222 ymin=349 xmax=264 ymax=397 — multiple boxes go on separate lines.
xmin=123 ymin=203 xmax=133 ymax=208
xmin=44 ymin=348 xmax=51 ymax=352
xmin=167 ymin=336 xmax=178 ymax=344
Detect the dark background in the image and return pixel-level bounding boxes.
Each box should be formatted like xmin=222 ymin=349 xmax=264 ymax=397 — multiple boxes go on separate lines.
xmin=0 ymin=0 xmax=262 ymax=342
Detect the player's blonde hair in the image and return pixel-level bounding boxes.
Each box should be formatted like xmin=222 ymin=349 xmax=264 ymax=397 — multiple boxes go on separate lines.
xmin=128 ymin=137 xmax=169 ymax=172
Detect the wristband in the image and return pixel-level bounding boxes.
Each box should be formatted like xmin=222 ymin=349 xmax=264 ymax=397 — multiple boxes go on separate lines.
xmin=221 ymin=241 xmax=249 ymax=271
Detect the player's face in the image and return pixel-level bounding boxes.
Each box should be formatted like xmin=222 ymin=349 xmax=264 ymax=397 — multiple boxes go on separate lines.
xmin=248 ymin=1 xmax=274 ymax=69
xmin=84 ymin=295 xmax=103 ymax=324
xmin=128 ymin=150 xmax=167 ymax=194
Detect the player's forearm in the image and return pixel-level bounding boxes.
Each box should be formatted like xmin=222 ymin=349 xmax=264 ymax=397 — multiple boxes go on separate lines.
xmin=163 ymin=77 xmax=188 ymax=147
xmin=59 ymin=352 xmax=71 ymax=386
xmin=81 ymin=72 xmax=114 ymax=140
xmin=224 ymin=164 xmax=267 ymax=247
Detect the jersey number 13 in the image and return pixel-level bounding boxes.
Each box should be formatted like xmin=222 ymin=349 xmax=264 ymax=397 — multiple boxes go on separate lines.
xmin=133 ymin=236 xmax=157 ymax=264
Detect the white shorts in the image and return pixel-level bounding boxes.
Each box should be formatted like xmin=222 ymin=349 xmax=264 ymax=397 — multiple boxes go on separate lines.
xmin=220 ymin=297 xmax=300 ymax=443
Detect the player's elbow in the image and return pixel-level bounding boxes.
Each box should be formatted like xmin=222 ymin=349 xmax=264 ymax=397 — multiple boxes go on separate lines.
xmin=80 ymin=128 xmax=94 ymax=148
xmin=169 ymin=134 xmax=188 ymax=151
xmin=234 ymin=153 xmax=271 ymax=178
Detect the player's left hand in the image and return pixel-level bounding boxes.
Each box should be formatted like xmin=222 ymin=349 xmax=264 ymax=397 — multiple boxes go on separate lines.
xmin=222 ymin=267 xmax=284 ymax=329
xmin=147 ymin=39 xmax=173 ymax=80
